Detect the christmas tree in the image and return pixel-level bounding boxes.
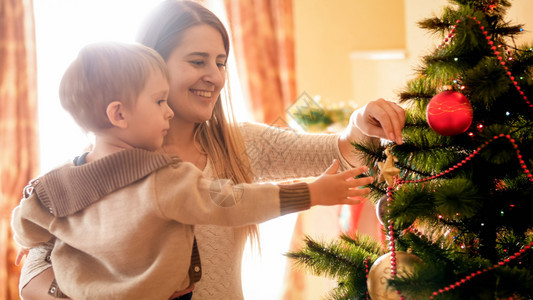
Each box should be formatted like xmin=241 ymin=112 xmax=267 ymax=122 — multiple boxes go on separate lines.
xmin=287 ymin=0 xmax=533 ymax=299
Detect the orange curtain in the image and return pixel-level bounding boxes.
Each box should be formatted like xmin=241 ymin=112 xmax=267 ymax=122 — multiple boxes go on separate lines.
xmin=0 ymin=0 xmax=39 ymax=299
xmin=224 ymin=0 xmax=296 ymax=124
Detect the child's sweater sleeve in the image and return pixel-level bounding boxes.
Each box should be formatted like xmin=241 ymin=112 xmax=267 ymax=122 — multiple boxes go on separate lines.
xmin=11 ymin=194 xmax=54 ymax=248
xmin=153 ymin=161 xmax=311 ymax=226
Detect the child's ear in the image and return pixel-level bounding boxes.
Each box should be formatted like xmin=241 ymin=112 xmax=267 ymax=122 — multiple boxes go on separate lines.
xmin=106 ymin=101 xmax=128 ymax=129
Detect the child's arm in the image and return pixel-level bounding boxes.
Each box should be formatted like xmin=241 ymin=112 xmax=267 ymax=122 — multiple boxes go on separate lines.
xmin=155 ymin=159 xmax=373 ymax=226
xmin=11 ymin=193 xmax=55 ymax=249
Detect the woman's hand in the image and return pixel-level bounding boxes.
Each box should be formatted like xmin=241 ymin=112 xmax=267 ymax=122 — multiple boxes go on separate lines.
xmin=352 ymin=98 xmax=405 ymax=144
xmin=15 ymin=248 xmax=29 ymax=265
xmin=339 ymin=99 xmax=405 ymax=166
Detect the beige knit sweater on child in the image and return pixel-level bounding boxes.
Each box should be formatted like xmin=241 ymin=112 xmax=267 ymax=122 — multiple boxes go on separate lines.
xmin=12 ymin=147 xmax=311 ymax=300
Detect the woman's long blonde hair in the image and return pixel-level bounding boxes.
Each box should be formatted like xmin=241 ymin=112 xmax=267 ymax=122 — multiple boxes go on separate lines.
xmin=137 ymin=0 xmax=259 ymax=246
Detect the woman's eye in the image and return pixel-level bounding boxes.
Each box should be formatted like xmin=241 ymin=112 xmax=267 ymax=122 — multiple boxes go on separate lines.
xmin=217 ymin=62 xmax=227 ymax=69
xmin=157 ymin=99 xmax=166 ymax=105
xmin=190 ymin=60 xmax=205 ymax=66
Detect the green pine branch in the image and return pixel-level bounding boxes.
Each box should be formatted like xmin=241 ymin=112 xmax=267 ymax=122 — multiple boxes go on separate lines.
xmin=285 ymin=234 xmax=384 ymax=300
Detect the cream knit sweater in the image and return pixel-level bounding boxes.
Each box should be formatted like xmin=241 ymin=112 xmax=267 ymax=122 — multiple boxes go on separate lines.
xmin=18 ymin=122 xmax=352 ymax=299
xmin=194 ymin=123 xmax=351 ymax=299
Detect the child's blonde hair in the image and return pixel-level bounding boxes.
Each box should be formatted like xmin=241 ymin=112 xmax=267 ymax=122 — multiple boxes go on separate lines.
xmin=59 ymin=42 xmax=169 ymax=132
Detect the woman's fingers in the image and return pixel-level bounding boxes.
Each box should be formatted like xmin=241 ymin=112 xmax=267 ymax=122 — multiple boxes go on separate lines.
xmin=15 ymin=248 xmax=29 ymax=265
xmin=388 ymin=101 xmax=405 ymax=144
xmin=372 ymin=99 xmax=405 ymax=144
xmin=355 ymin=99 xmax=405 ymax=144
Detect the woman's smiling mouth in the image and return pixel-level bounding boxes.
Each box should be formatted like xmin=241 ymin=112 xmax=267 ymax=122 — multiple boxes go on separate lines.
xmin=191 ymin=89 xmax=213 ymax=98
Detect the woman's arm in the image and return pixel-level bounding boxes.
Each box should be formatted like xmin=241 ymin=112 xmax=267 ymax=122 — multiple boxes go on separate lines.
xmin=20 ymin=268 xmax=61 ymax=300
xmin=240 ymin=122 xmax=350 ymax=181
xmin=240 ymin=99 xmax=405 ymax=182
xmin=18 ymin=242 xmax=69 ymax=300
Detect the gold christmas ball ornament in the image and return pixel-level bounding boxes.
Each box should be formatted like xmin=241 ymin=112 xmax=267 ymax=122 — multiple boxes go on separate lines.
xmin=367 ymin=251 xmax=421 ymax=300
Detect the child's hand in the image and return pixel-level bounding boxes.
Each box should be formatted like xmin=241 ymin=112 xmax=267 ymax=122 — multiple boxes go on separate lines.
xmin=15 ymin=248 xmax=29 ymax=265
xmin=308 ymin=160 xmax=373 ymax=206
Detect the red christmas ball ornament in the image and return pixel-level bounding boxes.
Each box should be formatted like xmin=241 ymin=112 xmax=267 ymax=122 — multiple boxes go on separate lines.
xmin=426 ymin=90 xmax=473 ymax=136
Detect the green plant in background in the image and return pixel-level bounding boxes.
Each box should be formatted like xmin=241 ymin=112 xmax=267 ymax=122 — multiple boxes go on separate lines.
xmin=290 ymin=95 xmax=354 ymax=133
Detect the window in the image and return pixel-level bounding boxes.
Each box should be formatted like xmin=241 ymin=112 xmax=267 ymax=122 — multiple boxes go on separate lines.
xmin=34 ymin=0 xmax=250 ymax=173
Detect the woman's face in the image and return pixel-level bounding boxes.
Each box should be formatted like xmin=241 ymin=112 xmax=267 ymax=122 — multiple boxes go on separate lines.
xmin=165 ymin=24 xmax=227 ymax=124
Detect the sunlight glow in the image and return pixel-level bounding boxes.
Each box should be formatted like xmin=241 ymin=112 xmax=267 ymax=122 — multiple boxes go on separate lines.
xmin=34 ymin=0 xmax=250 ymax=173
xmin=34 ymin=0 xmax=163 ymax=172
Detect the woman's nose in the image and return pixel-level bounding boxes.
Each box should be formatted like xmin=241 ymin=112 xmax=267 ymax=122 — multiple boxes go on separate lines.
xmin=202 ymin=62 xmax=225 ymax=87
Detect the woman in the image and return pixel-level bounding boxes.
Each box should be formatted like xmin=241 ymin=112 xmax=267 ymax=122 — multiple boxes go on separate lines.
xmin=18 ymin=1 xmax=404 ymax=299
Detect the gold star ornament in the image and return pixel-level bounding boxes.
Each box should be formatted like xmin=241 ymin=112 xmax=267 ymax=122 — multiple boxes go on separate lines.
xmin=377 ymin=147 xmax=401 ymax=186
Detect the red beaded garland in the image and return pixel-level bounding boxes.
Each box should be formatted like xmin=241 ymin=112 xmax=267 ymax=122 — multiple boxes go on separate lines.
xmin=364 ymin=256 xmax=370 ymax=300
xmin=386 ymin=186 xmax=403 ymax=296
xmin=470 ymin=16 xmax=531 ymax=108
xmin=398 ymin=134 xmax=532 ymax=184
xmin=433 ymin=16 xmax=532 ymax=109
xmin=388 ymin=133 xmax=532 ymax=299
xmin=428 ymin=241 xmax=533 ymax=298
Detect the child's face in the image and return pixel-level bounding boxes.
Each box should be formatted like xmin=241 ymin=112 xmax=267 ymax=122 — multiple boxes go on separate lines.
xmin=125 ymin=70 xmax=173 ymax=151
xmin=165 ymin=24 xmax=227 ymax=124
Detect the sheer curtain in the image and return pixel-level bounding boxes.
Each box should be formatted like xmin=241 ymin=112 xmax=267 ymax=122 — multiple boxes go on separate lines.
xmin=224 ymin=0 xmax=296 ymax=124
xmin=0 ymin=0 xmax=39 ymax=299
xmin=223 ymin=1 xmax=305 ymax=299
